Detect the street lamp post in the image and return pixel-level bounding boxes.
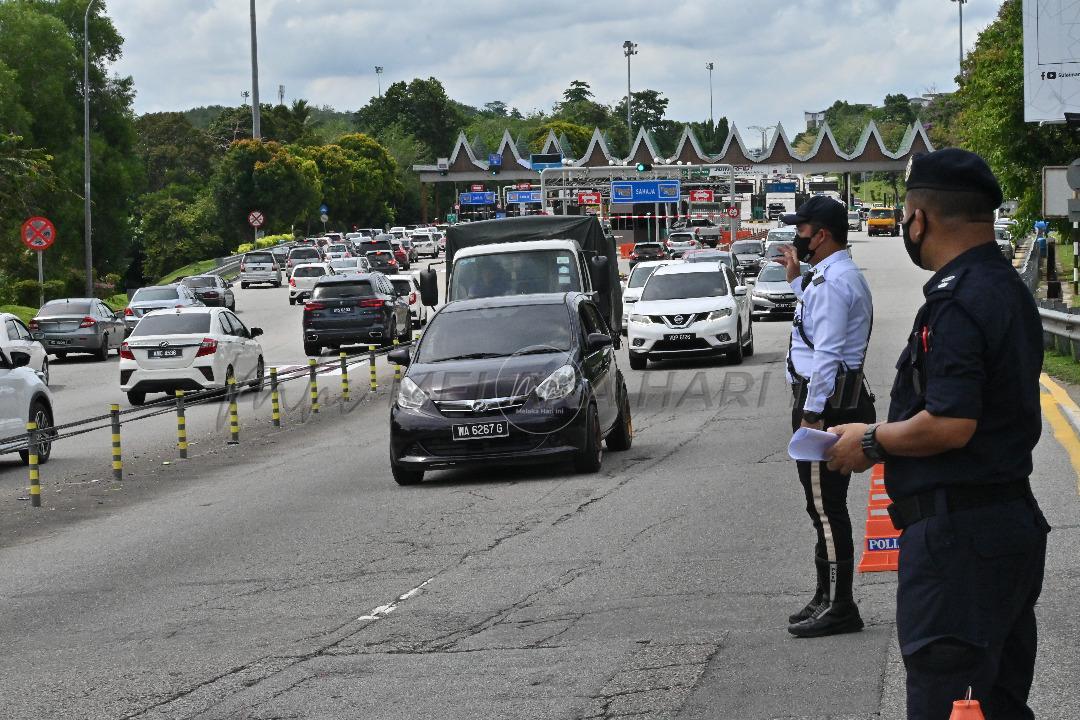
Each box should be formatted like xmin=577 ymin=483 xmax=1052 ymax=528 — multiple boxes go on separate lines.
xmin=249 ymin=0 xmax=261 ymax=139
xmin=706 ymin=62 xmax=714 ymax=128
xmin=83 ymin=0 xmax=97 ymax=297
xmin=951 ymin=0 xmax=967 ymax=74
xmin=748 ymin=125 xmax=776 ymax=157
xmin=375 ymin=66 xmax=384 ymax=97
xmin=623 ymin=41 xmax=637 ymax=149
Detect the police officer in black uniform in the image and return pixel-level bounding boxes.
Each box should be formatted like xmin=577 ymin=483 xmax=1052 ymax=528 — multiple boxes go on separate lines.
xmin=826 ymin=148 xmax=1050 ymax=720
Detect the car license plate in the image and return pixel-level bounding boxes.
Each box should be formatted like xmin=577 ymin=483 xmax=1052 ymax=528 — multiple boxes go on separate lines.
xmin=148 ymin=348 xmax=181 ymax=358
xmin=452 ymin=421 xmax=509 ymax=441
xmin=48 ymin=339 xmax=70 ymax=346
xmin=331 ymin=307 xmax=353 ymax=314
xmin=664 ymin=333 xmax=694 ymax=342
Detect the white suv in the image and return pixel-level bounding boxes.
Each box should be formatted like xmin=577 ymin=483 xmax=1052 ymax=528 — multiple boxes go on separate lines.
xmin=0 ymin=347 xmax=55 ymax=464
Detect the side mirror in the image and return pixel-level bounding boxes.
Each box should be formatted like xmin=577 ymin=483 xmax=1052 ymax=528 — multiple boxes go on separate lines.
xmin=734 ymin=285 xmax=748 ymax=297
xmin=586 ymin=332 xmax=613 ymax=353
xmin=388 ymin=346 xmax=411 ymax=366
xmin=10 ymin=351 xmax=31 ymax=368
xmin=249 ymin=327 xmax=264 ymax=338
xmin=589 ymin=255 xmax=610 ymax=293
xmin=419 ymin=267 xmax=438 ymax=307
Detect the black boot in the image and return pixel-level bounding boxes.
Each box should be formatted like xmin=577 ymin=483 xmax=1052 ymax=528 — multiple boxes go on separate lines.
xmin=788 ymin=559 xmax=863 ymax=638
xmin=788 ymin=555 xmax=829 ymax=624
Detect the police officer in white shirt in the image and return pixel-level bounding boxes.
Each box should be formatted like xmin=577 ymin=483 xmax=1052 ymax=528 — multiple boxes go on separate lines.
xmin=776 ymin=196 xmax=876 ymax=638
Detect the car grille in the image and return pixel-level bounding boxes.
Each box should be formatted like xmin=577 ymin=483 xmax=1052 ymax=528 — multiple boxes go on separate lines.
xmin=771 ymin=293 xmax=796 ymax=302
xmin=652 ymin=337 xmax=712 ymax=351
xmin=414 ymin=434 xmax=546 ymax=457
xmin=434 ymin=395 xmax=529 ymax=417
xmin=658 ymin=313 xmax=709 ymax=328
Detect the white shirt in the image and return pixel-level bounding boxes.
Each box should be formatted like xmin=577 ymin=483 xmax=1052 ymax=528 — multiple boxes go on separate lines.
xmin=786 ymin=250 xmax=873 ymax=414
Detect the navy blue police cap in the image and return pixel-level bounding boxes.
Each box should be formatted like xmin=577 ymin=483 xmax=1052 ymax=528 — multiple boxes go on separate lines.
xmin=904 ymin=148 xmax=1003 ymax=208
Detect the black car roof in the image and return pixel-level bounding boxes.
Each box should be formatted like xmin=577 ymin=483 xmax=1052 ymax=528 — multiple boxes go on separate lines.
xmin=440 ymin=292 xmax=581 ymax=313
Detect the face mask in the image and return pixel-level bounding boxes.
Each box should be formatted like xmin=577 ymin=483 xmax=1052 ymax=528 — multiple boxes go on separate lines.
xmin=793 ymin=231 xmax=816 ymax=263
xmin=901 ymin=214 xmax=923 ymax=269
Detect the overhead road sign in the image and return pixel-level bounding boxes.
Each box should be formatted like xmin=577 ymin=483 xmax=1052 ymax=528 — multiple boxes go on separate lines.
xmin=577 ymin=191 xmax=603 ymax=205
xmin=1023 ymin=0 xmax=1080 ymax=122
xmin=21 ymin=216 xmax=56 ymax=251
xmin=459 ymin=192 xmax=497 ymax=206
xmin=610 ymin=180 xmax=681 ymax=204
xmin=506 ymin=190 xmax=542 ymax=204
xmin=487 ymin=153 xmax=503 ymax=167
xmin=530 ymin=153 xmax=563 ymax=171
xmin=248 ymin=210 xmax=265 ymax=228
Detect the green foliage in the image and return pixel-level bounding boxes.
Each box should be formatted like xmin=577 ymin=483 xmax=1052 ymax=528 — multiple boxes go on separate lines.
xmin=236 ymin=243 xmax=254 ymax=254
xmin=158 ymin=259 xmax=217 ymax=285
xmin=135 ymin=186 xmax=224 ymax=282
xmin=10 ymin=279 xmax=66 ymax=307
xmin=135 ymin=112 xmax=217 ymax=193
xmin=354 ymin=78 xmax=465 ymax=160
xmin=528 ymin=121 xmax=592 ymax=155
xmin=0 ymin=305 xmax=36 ymax=324
xmin=613 ymin=90 xmax=670 ymax=134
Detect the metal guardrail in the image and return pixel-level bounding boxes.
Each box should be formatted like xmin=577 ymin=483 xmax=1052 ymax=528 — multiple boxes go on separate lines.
xmin=1038 ymin=300 xmax=1080 ymax=358
xmin=1018 ymin=235 xmax=1040 ymax=295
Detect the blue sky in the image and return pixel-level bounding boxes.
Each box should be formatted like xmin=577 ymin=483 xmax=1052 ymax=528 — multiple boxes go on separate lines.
xmin=107 ymin=0 xmax=1000 ymax=138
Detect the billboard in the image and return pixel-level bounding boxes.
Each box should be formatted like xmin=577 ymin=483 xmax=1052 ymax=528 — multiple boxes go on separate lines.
xmin=1023 ymin=0 xmax=1080 ymax=122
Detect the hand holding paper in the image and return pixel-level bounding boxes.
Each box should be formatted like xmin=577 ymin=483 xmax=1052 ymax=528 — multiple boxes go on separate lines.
xmin=788 ymin=427 xmax=840 ymax=462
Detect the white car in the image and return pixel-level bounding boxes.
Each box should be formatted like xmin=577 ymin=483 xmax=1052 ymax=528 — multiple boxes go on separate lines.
xmin=1 ymin=313 xmax=49 ymax=385
xmin=289 ymin=262 xmax=335 ymax=305
xmin=329 ymin=257 xmax=370 ymax=274
xmin=621 ymin=260 xmax=679 ymax=332
xmin=388 ymin=274 xmax=427 ymax=328
xmin=0 ymin=345 xmax=54 ymax=464
xmin=627 ymin=263 xmax=753 ymax=370
xmin=119 ymin=307 xmax=265 ymax=406
xmin=411 ymin=232 xmax=439 ymax=258
xmin=324 ymin=243 xmax=352 ymax=261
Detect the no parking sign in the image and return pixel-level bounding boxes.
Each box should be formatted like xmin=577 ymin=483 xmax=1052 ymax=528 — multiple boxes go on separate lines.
xmin=21 ymin=216 xmax=56 ymax=251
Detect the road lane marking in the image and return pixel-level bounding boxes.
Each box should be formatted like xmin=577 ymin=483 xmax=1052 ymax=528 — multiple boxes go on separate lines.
xmin=1039 ymin=389 xmax=1080 ymax=495
xmin=356 ymin=577 xmax=434 ymax=621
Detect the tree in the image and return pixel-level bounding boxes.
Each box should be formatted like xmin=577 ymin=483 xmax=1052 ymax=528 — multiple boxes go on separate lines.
xmin=353 ymin=77 xmax=465 ymax=159
xmin=562 ymin=80 xmax=594 ymax=104
xmin=882 ymin=93 xmax=916 ymax=125
xmin=612 ymin=89 xmax=669 ymax=133
xmin=135 ymin=112 xmax=217 ymax=193
xmin=298 ymin=136 xmax=402 ymax=229
xmin=482 ymin=101 xmax=508 ymax=117
xmin=528 ymin=120 xmax=592 ymax=155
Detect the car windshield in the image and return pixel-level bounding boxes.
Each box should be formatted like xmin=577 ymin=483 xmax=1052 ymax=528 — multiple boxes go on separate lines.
xmin=133 ymin=287 xmax=180 ymax=302
xmin=293 ymin=266 xmax=326 ymax=278
xmin=642 ymin=271 xmax=728 ymax=300
xmin=291 ymin=249 xmax=320 ymax=259
xmin=628 ymin=264 xmax=662 ymax=289
xmin=364 ymin=241 xmax=394 ymax=253
xmin=327 ymin=244 xmax=348 ymax=253
xmin=635 ymin=244 xmax=662 ymax=251
xmin=38 ymin=301 xmax=92 ymax=317
xmin=181 ymin=277 xmax=215 ymax=288
xmin=417 ymin=304 xmax=572 ymax=362
xmin=330 ymin=259 xmax=358 ymax=269
xmin=767 ymin=230 xmax=796 ymax=242
xmin=131 ymin=313 xmax=211 ymax=336
xmin=869 ymin=209 xmax=892 ymax=218
xmin=765 ymin=243 xmax=792 ymax=259
xmin=246 ymin=253 xmax=273 ymax=263
xmin=730 ymin=241 xmax=763 ymax=255
xmin=449 ymin=250 xmax=583 ymax=301
xmin=312 ymin=281 xmax=373 ymax=299
xmin=390 ymin=279 xmax=412 ymax=295
xmin=668 ymin=234 xmax=694 ymax=243
xmin=848 ymin=212 xmax=860 ymax=220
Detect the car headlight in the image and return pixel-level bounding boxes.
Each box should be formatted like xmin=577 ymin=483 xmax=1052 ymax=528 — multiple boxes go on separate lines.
xmin=535 ymin=364 xmax=577 ymax=401
xmin=752 ymin=290 xmax=769 ymax=298
xmin=628 ymin=313 xmax=652 ymax=324
xmin=397 ymin=376 xmax=428 ymax=410
xmin=706 ymin=308 xmax=733 ymax=321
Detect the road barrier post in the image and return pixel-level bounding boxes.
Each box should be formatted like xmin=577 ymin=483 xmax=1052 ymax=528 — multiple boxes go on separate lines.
xmin=176 ymin=390 xmax=188 ymax=459
xmin=227 ymin=377 xmax=240 ymax=444
xmin=308 ymin=358 xmax=319 ymax=414
xmin=368 ymin=345 xmax=377 ymax=392
xmin=393 ymin=338 xmax=402 ymax=383
xmin=340 ymin=351 xmax=350 ymax=402
xmin=270 ymin=367 xmax=281 ymax=427
xmin=110 ymin=403 xmax=122 ymax=482
xmin=27 ymin=421 xmax=40 ymax=507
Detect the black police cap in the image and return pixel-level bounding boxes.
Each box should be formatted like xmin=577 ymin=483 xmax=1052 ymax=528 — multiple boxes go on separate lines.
xmin=781 ymin=195 xmax=848 ymax=238
xmin=904 ymin=148 xmax=1003 ymax=208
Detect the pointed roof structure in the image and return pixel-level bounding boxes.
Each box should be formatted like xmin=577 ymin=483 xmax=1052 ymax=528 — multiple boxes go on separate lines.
xmin=849 ymin=120 xmax=893 ymax=162
xmin=494 ymin=129 xmax=530 ymax=169
xmin=625 ymin=127 xmax=663 ymax=166
xmin=802 ymin=122 xmax=849 ymax=164
xmin=757 ymin=123 xmax=800 ymax=164
xmin=540 ymin=131 xmax=563 ymax=156
xmin=575 ymin=128 xmax=616 ymax=167
xmin=715 ymin=124 xmax=756 ymax=165
xmin=896 ymin=120 xmax=935 ymax=156
xmin=446 ymin=131 xmax=487 ymax=172
xmin=671 ymin=126 xmax=710 ymax=164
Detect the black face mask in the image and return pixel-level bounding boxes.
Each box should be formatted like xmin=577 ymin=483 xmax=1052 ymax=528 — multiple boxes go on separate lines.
xmin=901 ymin=214 xmax=923 ymax=269
xmin=793 ymin=231 xmax=817 ymax=263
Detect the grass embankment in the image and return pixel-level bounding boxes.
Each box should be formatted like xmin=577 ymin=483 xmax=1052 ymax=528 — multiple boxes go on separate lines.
xmin=158 ymin=259 xmax=217 ymax=285
xmin=1045 ymin=350 xmax=1080 ymax=387
xmin=0 ymin=305 xmax=35 ymax=323
xmin=854 ymin=180 xmax=902 ymax=207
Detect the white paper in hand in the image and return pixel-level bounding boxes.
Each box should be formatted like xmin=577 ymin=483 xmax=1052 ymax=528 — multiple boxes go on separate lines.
xmin=788 ymin=428 xmax=840 ymax=462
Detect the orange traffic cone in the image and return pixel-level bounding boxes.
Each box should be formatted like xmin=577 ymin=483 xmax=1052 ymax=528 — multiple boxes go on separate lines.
xmin=857 ymin=464 xmax=901 ymax=572
xmin=948 ymin=688 xmax=985 ymax=719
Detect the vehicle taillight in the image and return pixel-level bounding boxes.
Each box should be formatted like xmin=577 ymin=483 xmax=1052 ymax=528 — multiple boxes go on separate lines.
xmin=360 ymin=299 xmax=385 ymax=308
xmin=28 ymin=319 xmax=39 ymax=331
xmin=79 ymin=316 xmax=96 ymax=328
xmin=240 ymin=263 xmax=246 ymax=272
xmin=195 ymin=338 xmax=218 ymax=357
xmin=203 ymin=291 xmax=219 ymax=298
xmin=289 ymin=277 xmax=296 ymax=287
xmin=630 ymin=253 xmax=638 ymax=259
xmin=409 ymin=292 xmax=417 ymax=304
xmin=124 ymin=307 xmax=133 ymax=316
xmin=389 ymin=259 xmax=398 ymax=266
xmin=119 ymin=342 xmax=135 ymax=360
xmin=304 ymin=302 xmax=327 ymax=311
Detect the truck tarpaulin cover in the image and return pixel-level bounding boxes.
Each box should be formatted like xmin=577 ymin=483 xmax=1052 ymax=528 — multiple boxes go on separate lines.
xmin=445 ymin=216 xmax=622 ymax=329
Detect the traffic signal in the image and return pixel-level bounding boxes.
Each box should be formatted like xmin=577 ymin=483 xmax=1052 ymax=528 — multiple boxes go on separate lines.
xmin=636 ymin=162 xmax=652 ymax=172
xmin=490 ymin=166 xmax=500 ymax=176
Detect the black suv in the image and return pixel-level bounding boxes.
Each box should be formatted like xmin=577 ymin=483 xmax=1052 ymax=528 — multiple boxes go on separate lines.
xmin=365 ymin=250 xmax=399 ymax=274
xmin=302 ymin=273 xmax=411 ymax=356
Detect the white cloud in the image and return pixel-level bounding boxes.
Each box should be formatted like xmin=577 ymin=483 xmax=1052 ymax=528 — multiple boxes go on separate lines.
xmin=108 ymin=0 xmax=1003 ymax=144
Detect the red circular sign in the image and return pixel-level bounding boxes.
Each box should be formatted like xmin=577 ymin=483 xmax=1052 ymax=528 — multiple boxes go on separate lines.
xmin=726 ymin=207 xmax=739 ymax=218
xmin=21 ymin=216 xmax=56 ymax=251
xmin=248 ymin=210 xmax=265 ymax=228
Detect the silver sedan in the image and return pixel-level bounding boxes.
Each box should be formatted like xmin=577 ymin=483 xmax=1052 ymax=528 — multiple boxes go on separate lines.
xmin=30 ymin=298 xmax=126 ymax=361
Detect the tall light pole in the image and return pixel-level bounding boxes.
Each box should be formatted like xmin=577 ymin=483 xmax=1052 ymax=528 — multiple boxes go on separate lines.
xmin=706 ymin=62 xmax=714 ymax=128
xmin=951 ymin=0 xmax=967 ymax=75
xmin=623 ymin=40 xmax=637 ymax=149
xmin=748 ymin=125 xmax=776 ymax=156
xmin=249 ymin=0 xmax=261 ymax=139
xmin=83 ymin=0 xmax=97 ymax=297
xmin=375 ymin=66 xmax=384 ymax=97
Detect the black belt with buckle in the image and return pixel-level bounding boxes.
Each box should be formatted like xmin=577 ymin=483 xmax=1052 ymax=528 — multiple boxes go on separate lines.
xmin=886 ymin=480 xmax=1032 ymax=530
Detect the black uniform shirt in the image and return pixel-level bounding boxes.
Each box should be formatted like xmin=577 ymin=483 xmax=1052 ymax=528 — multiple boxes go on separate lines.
xmin=885 ymin=242 xmax=1043 ymax=499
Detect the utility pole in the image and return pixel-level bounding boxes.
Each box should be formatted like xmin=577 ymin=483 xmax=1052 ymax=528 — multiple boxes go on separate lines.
xmin=278 ymin=84 xmax=284 ymax=106
xmin=951 ymin=0 xmax=967 ymax=74
xmin=623 ymin=41 xmax=637 ymax=150
xmin=83 ymin=0 xmax=97 ymax=297
xmin=375 ymin=66 xmax=384 ymax=97
xmin=706 ymin=62 xmax=714 ymax=128
xmin=249 ymin=0 xmax=261 ymax=139
xmin=748 ymin=125 xmax=776 ymax=157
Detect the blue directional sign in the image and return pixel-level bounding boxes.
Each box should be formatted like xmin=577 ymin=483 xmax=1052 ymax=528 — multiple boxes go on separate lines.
xmin=610 ymin=180 xmax=681 ymax=204
xmin=319 ymin=204 xmax=329 ymax=215
xmin=459 ymin=192 xmax=497 ymax=206
xmin=506 ymin=190 xmax=542 ymax=204
xmin=488 ymin=153 xmax=503 ymax=167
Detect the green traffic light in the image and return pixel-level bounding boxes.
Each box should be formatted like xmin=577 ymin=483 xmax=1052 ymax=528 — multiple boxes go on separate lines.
xmin=636 ymin=162 xmax=652 ymax=172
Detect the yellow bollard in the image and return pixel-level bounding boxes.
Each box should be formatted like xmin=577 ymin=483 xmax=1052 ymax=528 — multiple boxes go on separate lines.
xmin=227 ymin=376 xmax=240 ymax=444
xmin=308 ymin=358 xmax=319 ymax=413
xmin=175 ymin=390 xmax=188 ymax=459
xmin=270 ymin=367 xmax=281 ymax=427
xmin=110 ymin=404 xmax=122 ymax=481
xmin=27 ymin=421 xmax=40 ymax=508
xmin=368 ymin=345 xmax=377 ymax=392
xmin=340 ymin=351 xmax=350 ymax=402
xmin=393 ymin=338 xmax=402 ymax=382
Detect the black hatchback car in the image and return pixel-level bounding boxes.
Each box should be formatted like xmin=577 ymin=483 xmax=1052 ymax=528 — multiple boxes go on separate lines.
xmin=629 ymin=242 xmax=667 ymax=268
xmin=301 ymin=273 xmax=411 ymax=356
xmin=365 ymin=250 xmax=399 ymax=274
xmin=387 ymin=292 xmax=633 ymax=485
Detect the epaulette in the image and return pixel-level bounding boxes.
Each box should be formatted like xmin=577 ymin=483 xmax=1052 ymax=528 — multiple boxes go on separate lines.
xmin=812 ymin=275 xmax=826 ymax=286
xmin=925 ymin=266 xmax=968 ymax=299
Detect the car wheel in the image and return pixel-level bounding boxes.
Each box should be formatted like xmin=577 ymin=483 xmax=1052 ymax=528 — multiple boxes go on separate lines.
xmin=729 ymin=323 xmax=745 ymax=365
xmin=743 ymin=321 xmax=755 ymax=357
xmin=386 ymin=319 xmax=398 ymax=347
xmin=289 ymin=296 xmax=296 ymax=306
xmin=573 ymin=403 xmax=603 ymax=473
xmin=52 ymin=351 xmax=66 ymax=360
xmin=391 ymin=460 xmax=424 ymax=485
xmin=304 ymin=342 xmax=321 ymax=357
xmin=95 ymin=334 xmax=110 ymax=361
xmin=228 ymin=300 xmax=236 ymax=311
xmin=40 ymin=357 xmax=49 ymax=386
xmin=250 ymin=356 xmax=265 ymax=391
xmin=629 ymin=353 xmax=648 ymax=371
xmin=605 ymin=382 xmax=633 ymax=451
xmin=241 ymin=282 xmax=249 ymax=289
xmin=127 ymin=390 xmax=146 ymax=407
xmin=19 ymin=400 xmax=54 ymax=465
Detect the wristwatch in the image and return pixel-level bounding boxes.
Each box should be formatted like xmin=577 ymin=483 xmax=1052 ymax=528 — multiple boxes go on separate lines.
xmin=802 ymin=410 xmax=823 ymax=424
xmin=861 ymin=423 xmax=890 ymax=461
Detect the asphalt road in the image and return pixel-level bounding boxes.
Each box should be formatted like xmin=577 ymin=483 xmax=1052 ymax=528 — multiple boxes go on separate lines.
xmin=1 ymin=233 xmax=1078 ymax=719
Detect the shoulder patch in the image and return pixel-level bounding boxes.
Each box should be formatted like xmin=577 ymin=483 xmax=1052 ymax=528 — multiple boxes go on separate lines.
xmin=812 ymin=275 xmax=826 ymax=286
xmin=925 ymin=267 xmax=969 ymax=298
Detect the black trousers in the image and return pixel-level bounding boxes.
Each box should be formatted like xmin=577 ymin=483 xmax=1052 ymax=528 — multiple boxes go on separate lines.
xmin=791 ymin=388 xmax=876 ymax=570
xmin=898 ymin=496 xmax=1049 ymax=720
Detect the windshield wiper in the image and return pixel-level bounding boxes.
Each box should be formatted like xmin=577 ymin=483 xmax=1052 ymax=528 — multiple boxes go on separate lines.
xmin=435 ymin=352 xmax=506 ymax=361
xmin=513 ymin=347 xmax=565 ymax=356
